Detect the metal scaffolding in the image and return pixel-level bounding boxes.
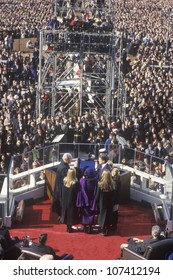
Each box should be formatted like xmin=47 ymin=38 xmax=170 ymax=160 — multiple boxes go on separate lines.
xmin=36 ymin=1 xmax=127 ymax=120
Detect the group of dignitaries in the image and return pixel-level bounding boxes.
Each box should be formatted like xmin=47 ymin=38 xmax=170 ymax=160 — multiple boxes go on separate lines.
xmin=52 ymin=151 xmax=121 ymax=236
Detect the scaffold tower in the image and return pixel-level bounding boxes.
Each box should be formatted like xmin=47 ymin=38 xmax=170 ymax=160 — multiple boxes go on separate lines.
xmin=36 ymin=0 xmax=127 ymax=120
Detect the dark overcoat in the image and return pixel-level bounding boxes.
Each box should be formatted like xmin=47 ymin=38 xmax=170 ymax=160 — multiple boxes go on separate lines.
xmin=97 ymin=163 xmax=111 ymax=180
xmin=61 ymin=182 xmax=79 ymax=226
xmin=96 ymin=188 xmax=115 ymax=228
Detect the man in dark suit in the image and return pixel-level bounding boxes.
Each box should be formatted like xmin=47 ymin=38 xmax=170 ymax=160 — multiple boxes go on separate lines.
xmin=120 ymin=225 xmax=163 ymax=255
xmin=52 ymin=153 xmax=72 ymax=217
xmin=97 ymin=153 xmax=111 ymax=180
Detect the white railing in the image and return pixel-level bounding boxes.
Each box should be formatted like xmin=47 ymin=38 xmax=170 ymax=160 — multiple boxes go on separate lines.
xmin=0 ymin=143 xmax=173 ymax=228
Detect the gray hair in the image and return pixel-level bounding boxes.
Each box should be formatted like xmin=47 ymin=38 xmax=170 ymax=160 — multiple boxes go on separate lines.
xmin=151 ymin=225 xmax=161 ymax=237
xmin=62 ymin=153 xmax=72 ymax=163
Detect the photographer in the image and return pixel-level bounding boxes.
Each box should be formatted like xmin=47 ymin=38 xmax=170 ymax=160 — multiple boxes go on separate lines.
xmin=29 ymin=233 xmax=56 ymax=259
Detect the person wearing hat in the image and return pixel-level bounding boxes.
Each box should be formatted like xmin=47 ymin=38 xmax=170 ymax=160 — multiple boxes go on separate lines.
xmin=76 ymin=167 xmax=98 ymax=234
xmin=98 ymin=148 xmax=107 ymax=155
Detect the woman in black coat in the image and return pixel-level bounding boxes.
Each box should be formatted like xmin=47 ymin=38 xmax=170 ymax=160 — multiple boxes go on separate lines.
xmin=96 ymin=169 xmax=116 ymax=236
xmin=61 ymin=168 xmax=79 ymax=233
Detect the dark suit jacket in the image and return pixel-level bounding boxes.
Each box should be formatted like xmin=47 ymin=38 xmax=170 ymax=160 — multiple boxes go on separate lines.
xmin=127 ymin=237 xmax=163 ymax=255
xmin=96 ymin=188 xmax=115 ymax=228
xmin=97 ymin=163 xmax=111 ymax=180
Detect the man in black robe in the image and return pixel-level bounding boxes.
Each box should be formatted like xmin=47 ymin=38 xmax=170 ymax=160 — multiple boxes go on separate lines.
xmin=52 ymin=153 xmax=72 ymax=217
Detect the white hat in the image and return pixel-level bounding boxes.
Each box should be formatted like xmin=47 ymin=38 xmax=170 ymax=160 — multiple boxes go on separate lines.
xmin=99 ymin=148 xmax=107 ymax=154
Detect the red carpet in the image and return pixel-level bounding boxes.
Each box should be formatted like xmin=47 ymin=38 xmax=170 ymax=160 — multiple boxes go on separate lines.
xmin=10 ymin=199 xmax=155 ymax=260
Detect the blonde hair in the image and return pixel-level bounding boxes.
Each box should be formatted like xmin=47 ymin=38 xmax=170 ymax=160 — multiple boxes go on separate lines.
xmin=98 ymin=169 xmax=115 ymax=192
xmin=111 ymin=168 xmax=120 ymax=179
xmin=63 ymin=168 xmax=78 ymax=188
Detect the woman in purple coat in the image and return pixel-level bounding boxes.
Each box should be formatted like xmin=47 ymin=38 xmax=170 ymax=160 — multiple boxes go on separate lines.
xmin=76 ymin=167 xmax=98 ymax=234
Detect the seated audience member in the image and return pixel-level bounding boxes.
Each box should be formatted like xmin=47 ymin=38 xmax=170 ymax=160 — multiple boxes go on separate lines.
xmin=30 ymin=233 xmax=56 ymax=259
xmin=0 ymin=218 xmax=14 ymax=250
xmin=120 ymin=225 xmax=163 ymax=255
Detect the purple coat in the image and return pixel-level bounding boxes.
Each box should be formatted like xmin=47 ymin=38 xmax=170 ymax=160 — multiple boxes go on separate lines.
xmin=76 ymin=167 xmax=98 ymax=225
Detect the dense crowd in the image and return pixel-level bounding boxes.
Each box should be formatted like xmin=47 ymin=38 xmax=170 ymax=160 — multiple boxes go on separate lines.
xmin=0 ymin=0 xmax=173 ymax=185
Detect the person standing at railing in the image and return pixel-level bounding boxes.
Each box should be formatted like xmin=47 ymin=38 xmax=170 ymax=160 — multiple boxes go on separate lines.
xmin=154 ymin=141 xmax=167 ymax=161
xmin=104 ymin=132 xmax=116 ymax=155
xmin=108 ymin=143 xmax=119 ymax=163
xmin=52 ymin=153 xmax=73 ymax=220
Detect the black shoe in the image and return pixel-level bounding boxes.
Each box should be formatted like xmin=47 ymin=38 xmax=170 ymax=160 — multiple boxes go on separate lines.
xmin=67 ymin=225 xmax=73 ymax=233
xmin=84 ymin=225 xmax=92 ymax=234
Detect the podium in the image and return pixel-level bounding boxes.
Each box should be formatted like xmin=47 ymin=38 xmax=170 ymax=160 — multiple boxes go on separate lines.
xmin=45 ymin=168 xmax=57 ymax=199
xmin=44 ymin=167 xmax=130 ymax=203
xmin=119 ymin=170 xmax=131 ymax=204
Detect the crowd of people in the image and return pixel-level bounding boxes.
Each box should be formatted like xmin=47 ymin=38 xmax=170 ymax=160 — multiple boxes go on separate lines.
xmin=52 ymin=152 xmax=121 ymax=236
xmin=0 ymin=0 xmax=173 ymax=191
xmin=1 ymin=0 xmax=173 ymax=261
